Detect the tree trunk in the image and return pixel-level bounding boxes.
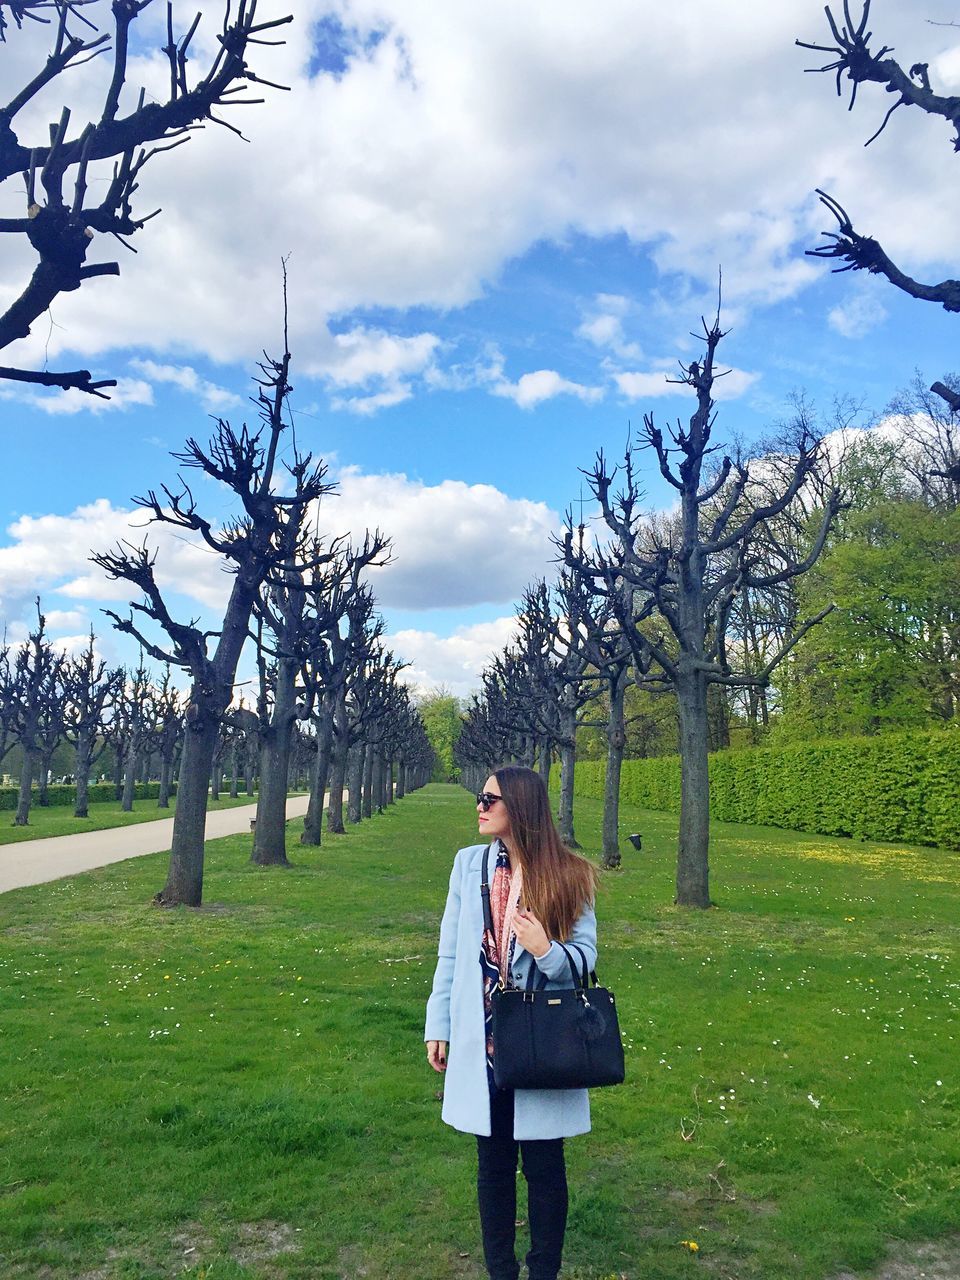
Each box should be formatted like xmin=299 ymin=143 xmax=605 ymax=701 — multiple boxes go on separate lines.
xmin=327 ymin=732 xmax=348 ymax=833
xmin=556 ymin=692 xmax=578 ymax=846
xmin=252 ymin=730 xmax=292 ymax=865
xmin=302 ymin=713 xmax=333 ymax=846
xmin=37 ymin=757 xmax=52 ymax=806
xmin=558 ymin=742 xmax=578 ymax=848
xmin=371 ymin=752 xmax=384 ymax=814
xmin=361 ymin=744 xmax=374 ymax=819
xmin=155 ymin=715 xmax=219 ymax=906
xmin=210 ymin=758 xmax=222 ymax=801
xmin=113 ymin=750 xmax=124 ymax=802
xmin=229 ymin=740 xmax=240 ymax=799
xmin=158 ymin=749 xmax=174 ymax=809
xmin=347 ymin=746 xmax=363 ymax=824
xmin=386 ymin=758 xmax=395 ymax=805
xmin=395 ymin=755 xmax=405 ymax=800
xmin=121 ymin=739 xmax=138 ymax=812
xmin=244 ymin=737 xmax=257 ymax=796
xmin=74 ymin=728 xmax=92 ymax=818
xmin=601 ymin=671 xmax=627 ymax=870
xmin=707 ymin=684 xmax=731 ymax=752
xmin=537 ymin=739 xmax=551 ymax=790
xmin=676 ymin=669 xmax=711 ymax=908
xmin=252 ymin=660 xmax=297 ymax=866
xmin=14 ymin=748 xmax=34 ymax=825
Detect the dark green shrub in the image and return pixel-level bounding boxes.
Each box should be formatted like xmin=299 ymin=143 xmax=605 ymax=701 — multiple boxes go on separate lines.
xmin=0 ymin=781 xmax=176 ymax=811
xmin=575 ymin=730 xmax=960 ymax=850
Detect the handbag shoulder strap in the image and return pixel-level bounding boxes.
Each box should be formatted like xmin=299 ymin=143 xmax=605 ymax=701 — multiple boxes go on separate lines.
xmin=480 ymin=843 xmax=494 ymax=935
xmin=566 ymin=942 xmax=601 ymax=988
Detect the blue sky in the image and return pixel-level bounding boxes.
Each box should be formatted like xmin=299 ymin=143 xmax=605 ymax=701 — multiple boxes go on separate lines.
xmin=1 ymin=0 xmax=958 ymax=695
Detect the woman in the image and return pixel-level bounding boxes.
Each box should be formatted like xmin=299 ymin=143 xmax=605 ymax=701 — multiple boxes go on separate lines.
xmin=425 ymin=765 xmax=599 ymax=1280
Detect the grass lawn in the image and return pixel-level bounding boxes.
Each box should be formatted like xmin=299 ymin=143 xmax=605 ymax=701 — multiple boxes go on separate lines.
xmin=0 ymin=793 xmax=260 ymax=845
xmin=0 ymin=783 xmax=957 ymax=1280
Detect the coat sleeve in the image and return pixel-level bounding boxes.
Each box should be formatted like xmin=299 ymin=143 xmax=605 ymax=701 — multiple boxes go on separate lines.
xmin=424 ymin=849 xmax=464 ymax=1042
xmin=533 ymin=898 xmax=598 ymax=982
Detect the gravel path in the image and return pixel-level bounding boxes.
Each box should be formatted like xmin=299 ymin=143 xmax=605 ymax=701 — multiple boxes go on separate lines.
xmin=0 ymin=795 xmax=312 ymax=895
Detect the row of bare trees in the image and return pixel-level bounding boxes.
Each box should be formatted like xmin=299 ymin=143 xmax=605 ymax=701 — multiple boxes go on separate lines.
xmin=457 ymin=317 xmax=848 ymax=906
xmin=0 ymin=608 xmax=186 ymax=824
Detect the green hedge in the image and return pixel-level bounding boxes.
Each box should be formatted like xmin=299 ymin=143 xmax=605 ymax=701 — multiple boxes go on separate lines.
xmin=0 ymin=781 xmax=175 ymax=811
xmin=574 ymin=729 xmax=960 ymax=850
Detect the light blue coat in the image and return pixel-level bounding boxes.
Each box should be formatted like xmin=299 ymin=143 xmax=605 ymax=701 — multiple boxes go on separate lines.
xmin=424 ymin=842 xmax=598 ymax=1140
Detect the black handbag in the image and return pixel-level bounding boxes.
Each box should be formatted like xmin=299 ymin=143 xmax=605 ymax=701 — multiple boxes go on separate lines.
xmin=482 ymin=846 xmax=625 ymax=1091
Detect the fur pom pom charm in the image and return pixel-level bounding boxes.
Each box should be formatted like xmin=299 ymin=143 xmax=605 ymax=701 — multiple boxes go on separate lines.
xmin=576 ymin=994 xmax=607 ymax=1042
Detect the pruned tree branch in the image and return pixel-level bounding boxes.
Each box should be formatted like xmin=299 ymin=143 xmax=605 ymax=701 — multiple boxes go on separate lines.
xmin=0 ymin=0 xmax=292 ymax=395
xmin=807 ymin=190 xmax=960 ymax=313
xmin=0 ymin=362 xmax=116 ymax=396
xmin=797 ymin=1 xmax=960 ymax=147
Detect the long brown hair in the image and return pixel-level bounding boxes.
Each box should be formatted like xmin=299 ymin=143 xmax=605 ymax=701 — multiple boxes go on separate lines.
xmin=492 ymin=764 xmax=598 ymax=941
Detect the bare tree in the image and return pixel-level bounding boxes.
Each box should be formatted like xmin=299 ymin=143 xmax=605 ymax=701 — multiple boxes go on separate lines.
xmin=556 ymin=541 xmax=636 ymax=868
xmin=456 ymin=653 xmax=538 ymax=786
xmin=344 ymin=645 xmax=405 ymax=825
xmin=513 ymin=579 xmax=600 ymax=848
xmin=886 ymin=371 xmax=960 ymax=509
xmin=118 ymin=657 xmax=154 ymax=811
xmin=0 ymin=643 xmax=18 ymax=769
xmin=0 ymin=0 xmax=291 ymax=397
xmin=92 ymin=325 xmax=336 ymax=905
xmin=61 ymin=630 xmax=123 ymax=816
xmin=797 ymin=2 xmax=960 ymax=413
xmin=298 ymin=541 xmax=388 ymax=847
xmin=6 ymin=602 xmax=63 ymax=824
xmin=563 ymin=316 xmax=844 ymax=907
xmin=152 ymin=669 xmax=184 ymax=807
xmin=35 ymin=647 xmax=69 ymax=804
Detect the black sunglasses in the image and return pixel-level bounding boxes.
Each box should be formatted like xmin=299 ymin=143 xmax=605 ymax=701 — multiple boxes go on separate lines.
xmin=476 ymin=791 xmax=504 ymax=811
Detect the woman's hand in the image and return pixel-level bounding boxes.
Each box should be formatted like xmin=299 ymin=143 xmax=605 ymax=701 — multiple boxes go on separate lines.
xmin=426 ymin=1040 xmax=448 ymax=1072
xmin=514 ymin=909 xmax=551 ymax=958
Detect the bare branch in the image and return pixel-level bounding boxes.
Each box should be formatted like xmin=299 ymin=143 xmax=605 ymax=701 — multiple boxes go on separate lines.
xmin=807 ymin=190 xmax=960 ymax=312
xmin=0 ymin=363 xmax=115 ymax=395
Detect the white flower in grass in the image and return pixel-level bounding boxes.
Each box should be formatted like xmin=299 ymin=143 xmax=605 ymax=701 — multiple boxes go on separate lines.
xmin=807 ymin=1093 xmax=821 ymax=1109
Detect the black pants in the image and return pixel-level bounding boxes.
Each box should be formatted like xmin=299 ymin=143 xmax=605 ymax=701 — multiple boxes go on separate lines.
xmin=476 ymin=1088 xmax=568 ymax=1280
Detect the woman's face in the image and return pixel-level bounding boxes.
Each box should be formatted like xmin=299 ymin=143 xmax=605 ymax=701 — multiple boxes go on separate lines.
xmin=477 ymin=774 xmax=513 ymax=844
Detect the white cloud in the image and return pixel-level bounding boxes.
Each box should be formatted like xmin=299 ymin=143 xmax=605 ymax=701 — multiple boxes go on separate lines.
xmin=0 ymin=472 xmax=559 ymax=644
xmin=308 ymin=327 xmax=440 ymax=387
xmin=43 ymin=609 xmax=89 ymax=633
xmin=577 ymin=294 xmax=643 ymax=360
xmin=0 ymin=378 xmax=154 ymax=415
xmin=827 ymin=289 xmax=889 ymax=340
xmin=491 ymin=369 xmax=604 ymax=409
xmin=614 ymin=370 xmax=675 ymax=399
xmin=315 ymin=468 xmax=559 ymax=609
xmin=713 ymin=368 xmax=761 ymax=401
xmin=391 ymin=616 xmax=518 ymax=698
xmin=0 ymin=498 xmax=235 ymax=639
xmin=50 ymin=632 xmax=98 ymax=659
xmin=330 ymin=385 xmax=413 ymax=415
xmin=129 ymin=360 xmax=243 ymax=412
xmin=4 ymin=1 xmax=955 ymax=376
xmin=614 ymin=365 xmax=759 ymax=402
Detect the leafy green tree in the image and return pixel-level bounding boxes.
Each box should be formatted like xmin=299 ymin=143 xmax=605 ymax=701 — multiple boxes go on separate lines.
xmin=774 ymin=500 xmax=960 ymax=738
xmin=418 ymin=690 xmax=464 ymax=782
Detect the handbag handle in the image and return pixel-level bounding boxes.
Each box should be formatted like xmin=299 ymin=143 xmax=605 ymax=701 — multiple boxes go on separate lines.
xmin=524 ymin=942 xmax=585 ymax=992
xmin=565 ymin=942 xmax=602 ymax=988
